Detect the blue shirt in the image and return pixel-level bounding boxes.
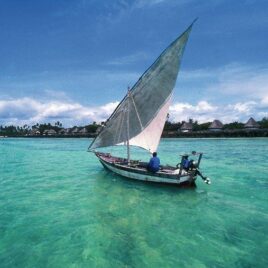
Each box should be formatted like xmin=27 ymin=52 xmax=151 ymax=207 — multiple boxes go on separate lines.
xmin=149 ymin=156 xmax=160 ymax=171
xmin=182 ymin=158 xmax=190 ymax=169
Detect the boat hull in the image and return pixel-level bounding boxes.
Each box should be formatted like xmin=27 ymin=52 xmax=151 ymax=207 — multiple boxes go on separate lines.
xmin=96 ymin=152 xmax=196 ymax=186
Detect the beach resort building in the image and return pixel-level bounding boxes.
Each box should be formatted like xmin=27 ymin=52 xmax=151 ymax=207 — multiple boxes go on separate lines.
xmin=29 ymin=129 xmax=41 ymax=136
xmin=209 ymin=120 xmax=223 ymax=132
xmin=79 ymin=127 xmax=89 ymax=135
xmin=43 ymin=129 xmax=57 ymax=136
xmin=180 ymin=122 xmax=193 ymax=133
xmin=71 ymin=127 xmax=80 ymax=135
xmin=58 ymin=129 xmax=65 ymax=135
xmin=58 ymin=128 xmax=70 ymax=135
xmin=244 ymin=117 xmax=260 ymax=130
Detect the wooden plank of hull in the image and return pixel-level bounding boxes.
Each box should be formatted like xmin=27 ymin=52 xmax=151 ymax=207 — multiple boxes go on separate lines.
xmin=98 ymin=155 xmax=196 ymax=186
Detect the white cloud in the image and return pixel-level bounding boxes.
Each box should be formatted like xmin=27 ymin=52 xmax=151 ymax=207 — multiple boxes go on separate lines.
xmin=231 ymin=101 xmax=257 ymax=114
xmin=172 ymin=64 xmax=268 ymax=125
xmin=170 ymin=101 xmax=218 ymax=123
xmin=179 ymin=63 xmax=268 ymax=102
xmin=0 ymin=97 xmax=119 ymax=127
xmin=260 ymin=95 xmax=268 ymax=108
xmin=1 ymin=63 xmax=268 ymax=126
xmin=169 ymin=99 xmax=264 ymax=123
xmin=0 ymin=95 xmax=266 ymax=127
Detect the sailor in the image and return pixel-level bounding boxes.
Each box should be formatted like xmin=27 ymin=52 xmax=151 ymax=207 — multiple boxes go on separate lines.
xmin=182 ymin=155 xmax=191 ymax=171
xmin=147 ymin=152 xmax=160 ymax=172
xmin=182 ymin=155 xmax=210 ymax=184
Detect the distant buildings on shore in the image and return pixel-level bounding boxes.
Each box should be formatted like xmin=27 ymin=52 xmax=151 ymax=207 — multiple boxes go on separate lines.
xmin=180 ymin=122 xmax=193 ymax=133
xmin=179 ymin=117 xmax=260 ymax=133
xmin=244 ymin=117 xmax=260 ymax=130
xmin=209 ymin=120 xmax=224 ymax=132
xmin=26 ymin=126 xmax=94 ymax=137
xmin=40 ymin=127 xmax=93 ymax=136
xmin=1 ymin=117 xmax=267 ymax=138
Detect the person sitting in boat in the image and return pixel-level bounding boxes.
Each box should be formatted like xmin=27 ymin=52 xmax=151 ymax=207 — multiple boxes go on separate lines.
xmin=147 ymin=152 xmax=160 ymax=172
xmin=182 ymin=155 xmax=210 ymax=184
xmin=182 ymin=155 xmax=191 ymax=171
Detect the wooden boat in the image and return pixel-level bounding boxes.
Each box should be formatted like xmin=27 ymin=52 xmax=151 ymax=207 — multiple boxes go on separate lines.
xmin=96 ymin=151 xmax=206 ymax=186
xmin=89 ymin=20 xmax=210 ymax=186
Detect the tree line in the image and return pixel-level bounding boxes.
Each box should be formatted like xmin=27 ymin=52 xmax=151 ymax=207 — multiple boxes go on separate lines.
xmin=0 ymin=121 xmax=102 ymax=136
xmin=164 ymin=117 xmax=268 ymax=131
xmin=1 ymin=117 xmax=268 ymax=137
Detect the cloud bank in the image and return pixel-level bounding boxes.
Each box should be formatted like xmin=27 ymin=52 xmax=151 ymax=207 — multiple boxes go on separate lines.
xmin=0 ymin=96 xmax=266 ymax=127
xmin=1 ymin=63 xmax=267 ymax=126
xmin=0 ymin=97 xmax=119 ymax=126
xmin=169 ymin=100 xmax=266 ymax=123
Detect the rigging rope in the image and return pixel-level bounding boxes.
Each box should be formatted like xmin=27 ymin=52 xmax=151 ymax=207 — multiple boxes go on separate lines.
xmin=129 ymin=91 xmax=151 ymax=152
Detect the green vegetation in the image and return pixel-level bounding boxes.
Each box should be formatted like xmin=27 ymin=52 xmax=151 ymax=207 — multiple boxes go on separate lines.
xmin=223 ymin=121 xmax=244 ymax=129
xmin=85 ymin=121 xmax=101 ymax=133
xmin=164 ymin=117 xmax=268 ymax=131
xmin=259 ymin=117 xmax=268 ymax=128
xmin=0 ymin=121 xmax=101 ymax=137
xmin=162 ymin=117 xmax=268 ymax=137
xmin=0 ymin=117 xmax=268 ymax=137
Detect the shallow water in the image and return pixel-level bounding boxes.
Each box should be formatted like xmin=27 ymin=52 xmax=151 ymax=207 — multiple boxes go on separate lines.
xmin=0 ymin=138 xmax=268 ymax=267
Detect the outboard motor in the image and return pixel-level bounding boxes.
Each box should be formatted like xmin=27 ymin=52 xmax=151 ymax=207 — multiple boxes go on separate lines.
xmin=178 ymin=151 xmax=211 ymax=185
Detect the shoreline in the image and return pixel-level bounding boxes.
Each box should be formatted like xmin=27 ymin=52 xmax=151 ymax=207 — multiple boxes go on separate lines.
xmin=2 ymin=129 xmax=268 ymax=139
xmin=162 ymin=129 xmax=268 ymax=138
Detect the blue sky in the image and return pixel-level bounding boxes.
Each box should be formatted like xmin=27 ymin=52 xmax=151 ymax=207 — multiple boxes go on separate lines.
xmin=0 ymin=0 xmax=268 ymax=126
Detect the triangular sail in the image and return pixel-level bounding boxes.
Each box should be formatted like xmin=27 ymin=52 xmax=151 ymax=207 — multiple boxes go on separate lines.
xmin=127 ymin=94 xmax=172 ymax=152
xmin=89 ymin=21 xmax=195 ymax=152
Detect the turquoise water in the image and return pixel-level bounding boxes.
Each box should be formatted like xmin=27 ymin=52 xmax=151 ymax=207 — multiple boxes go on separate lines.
xmin=0 ymin=138 xmax=268 ymax=267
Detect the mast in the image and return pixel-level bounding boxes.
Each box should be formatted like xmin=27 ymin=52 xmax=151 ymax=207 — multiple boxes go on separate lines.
xmin=127 ymin=88 xmax=130 ymax=164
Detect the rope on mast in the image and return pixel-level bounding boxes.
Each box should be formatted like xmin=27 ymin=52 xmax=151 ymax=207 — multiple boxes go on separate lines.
xmin=129 ymin=90 xmax=151 ymax=152
xmin=117 ymin=105 xmax=126 ymax=144
xmin=126 ymin=89 xmax=130 ymax=164
xmin=130 ymin=92 xmax=144 ymax=131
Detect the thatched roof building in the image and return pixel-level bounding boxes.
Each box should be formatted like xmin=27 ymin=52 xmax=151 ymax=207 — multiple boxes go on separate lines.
xmin=30 ymin=129 xmax=41 ymax=135
xmin=43 ymin=129 xmax=57 ymax=136
xmin=58 ymin=128 xmax=71 ymax=135
xmin=244 ymin=117 xmax=260 ymax=130
xmin=209 ymin=120 xmax=223 ymax=131
xmin=58 ymin=129 xmax=65 ymax=134
xmin=180 ymin=122 xmax=193 ymax=133
xmin=79 ymin=127 xmax=88 ymax=135
xmin=71 ymin=127 xmax=80 ymax=135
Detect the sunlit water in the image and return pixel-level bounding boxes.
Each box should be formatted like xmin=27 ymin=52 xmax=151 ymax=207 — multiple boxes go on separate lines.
xmin=0 ymin=138 xmax=267 ymax=267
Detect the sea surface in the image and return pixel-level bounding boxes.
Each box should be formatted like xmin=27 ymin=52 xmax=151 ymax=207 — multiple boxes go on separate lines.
xmin=0 ymin=138 xmax=268 ymax=268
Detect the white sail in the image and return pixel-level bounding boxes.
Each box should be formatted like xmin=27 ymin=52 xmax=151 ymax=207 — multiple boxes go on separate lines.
xmin=127 ymin=95 xmax=171 ymax=152
xmin=89 ymin=21 xmax=195 ymax=151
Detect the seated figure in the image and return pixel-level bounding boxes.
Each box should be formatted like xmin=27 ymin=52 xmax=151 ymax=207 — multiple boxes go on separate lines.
xmin=147 ymin=152 xmax=160 ymax=172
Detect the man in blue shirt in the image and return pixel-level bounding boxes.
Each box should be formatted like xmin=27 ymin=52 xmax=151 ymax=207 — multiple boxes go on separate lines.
xmin=182 ymin=155 xmax=211 ymax=184
xmin=148 ymin=152 xmax=160 ymax=172
xmin=182 ymin=155 xmax=191 ymax=170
